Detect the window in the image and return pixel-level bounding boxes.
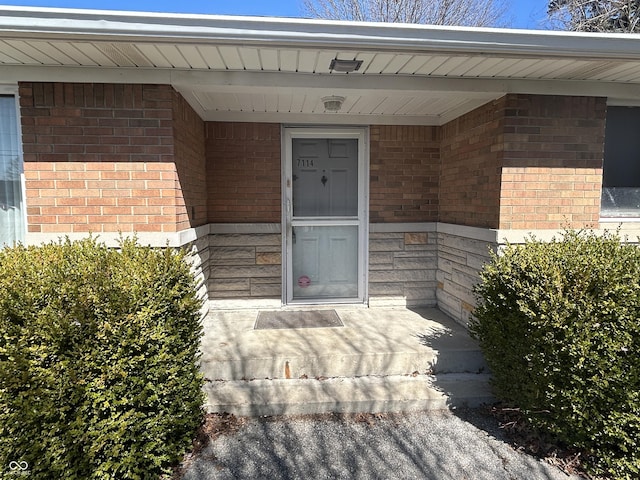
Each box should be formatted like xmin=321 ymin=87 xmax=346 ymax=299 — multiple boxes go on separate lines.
xmin=0 ymin=95 xmax=25 ymax=245
xmin=601 ymin=106 xmax=640 ymax=218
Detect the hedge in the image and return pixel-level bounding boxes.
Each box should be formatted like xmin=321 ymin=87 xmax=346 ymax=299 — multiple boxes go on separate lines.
xmin=0 ymin=237 xmax=204 ymax=479
xmin=471 ymin=230 xmax=640 ymax=479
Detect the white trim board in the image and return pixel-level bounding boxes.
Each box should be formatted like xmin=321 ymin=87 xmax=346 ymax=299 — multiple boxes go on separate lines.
xmin=5 ymin=65 xmax=640 ymax=105
xmin=24 ymin=224 xmax=209 ymax=248
xmin=0 ymin=83 xmax=17 ymax=94
xmin=24 ymin=222 xmax=640 ymax=249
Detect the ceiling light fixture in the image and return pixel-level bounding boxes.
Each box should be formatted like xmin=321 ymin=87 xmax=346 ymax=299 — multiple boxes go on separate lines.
xmin=322 ymin=96 xmax=345 ymax=112
xmin=330 ymin=58 xmax=363 ymax=73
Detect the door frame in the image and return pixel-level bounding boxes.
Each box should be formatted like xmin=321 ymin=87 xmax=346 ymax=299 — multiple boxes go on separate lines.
xmin=281 ymin=126 xmax=369 ymax=305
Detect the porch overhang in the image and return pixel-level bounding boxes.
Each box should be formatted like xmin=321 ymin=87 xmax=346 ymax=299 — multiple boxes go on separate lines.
xmin=2 ymin=6 xmax=640 ymax=125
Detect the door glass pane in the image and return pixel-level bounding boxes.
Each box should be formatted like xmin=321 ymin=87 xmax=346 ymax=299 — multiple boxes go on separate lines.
xmin=292 ymin=138 xmax=358 ymax=217
xmin=0 ymin=96 xmax=24 ymax=246
xmin=292 ymin=226 xmax=358 ymax=299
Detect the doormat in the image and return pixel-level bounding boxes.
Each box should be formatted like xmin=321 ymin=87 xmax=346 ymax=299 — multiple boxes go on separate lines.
xmin=255 ymin=310 xmax=343 ymax=330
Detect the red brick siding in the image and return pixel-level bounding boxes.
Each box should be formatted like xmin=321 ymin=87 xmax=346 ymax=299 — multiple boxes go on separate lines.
xmin=369 ymin=125 xmax=440 ymax=223
xmin=206 ymin=122 xmax=281 ymax=223
xmin=440 ymin=98 xmax=505 ymax=228
xmin=439 ymin=94 xmax=605 ymax=230
xmin=20 ymin=84 xmax=607 ymax=234
xmin=172 ymin=91 xmax=207 ymax=229
xmin=20 ymin=83 xmax=207 ymax=232
xmin=19 ymin=82 xmax=200 ymax=233
xmin=500 ymin=94 xmax=606 ymax=230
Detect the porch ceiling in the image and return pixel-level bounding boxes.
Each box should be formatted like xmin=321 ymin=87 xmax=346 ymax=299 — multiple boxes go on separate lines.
xmin=3 ymin=6 xmax=640 ymax=125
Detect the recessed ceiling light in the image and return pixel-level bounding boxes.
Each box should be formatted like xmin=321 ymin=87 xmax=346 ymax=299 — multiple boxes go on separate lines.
xmin=330 ymin=58 xmax=363 ymax=73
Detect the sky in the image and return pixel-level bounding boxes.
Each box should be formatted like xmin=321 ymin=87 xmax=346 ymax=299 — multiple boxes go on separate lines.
xmin=0 ymin=0 xmax=551 ymax=30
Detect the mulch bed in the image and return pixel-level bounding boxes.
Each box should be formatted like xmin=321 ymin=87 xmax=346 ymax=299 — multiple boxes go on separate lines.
xmin=486 ymin=404 xmax=604 ymax=480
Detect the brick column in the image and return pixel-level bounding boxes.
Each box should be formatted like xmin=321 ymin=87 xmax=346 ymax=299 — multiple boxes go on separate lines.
xmin=19 ymin=82 xmax=206 ymax=235
xmin=500 ymin=94 xmax=606 ymax=230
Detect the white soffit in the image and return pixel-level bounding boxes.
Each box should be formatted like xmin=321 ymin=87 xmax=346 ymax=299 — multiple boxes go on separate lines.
xmin=2 ymin=6 xmax=640 ymax=125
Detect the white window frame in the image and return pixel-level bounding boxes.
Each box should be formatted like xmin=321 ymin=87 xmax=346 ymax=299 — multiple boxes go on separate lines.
xmin=0 ymin=84 xmax=27 ymax=245
xmin=600 ymin=104 xmax=640 ymax=222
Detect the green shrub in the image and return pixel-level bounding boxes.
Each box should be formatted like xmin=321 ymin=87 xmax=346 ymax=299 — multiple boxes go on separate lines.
xmin=471 ymin=230 xmax=640 ymax=479
xmin=0 ymin=237 xmax=204 ymax=479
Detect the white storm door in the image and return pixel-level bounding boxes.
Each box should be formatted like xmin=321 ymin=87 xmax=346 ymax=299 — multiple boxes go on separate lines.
xmin=283 ymin=128 xmax=368 ymax=304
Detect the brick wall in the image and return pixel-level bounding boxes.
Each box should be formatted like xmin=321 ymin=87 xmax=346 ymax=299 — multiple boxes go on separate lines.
xmin=206 ymin=122 xmax=281 ymax=223
xmin=439 ymin=94 xmax=606 ymax=230
xmin=20 ymin=82 xmax=188 ymax=234
xmin=21 ymin=92 xmax=605 ymax=235
xmin=436 ymin=94 xmax=607 ymax=325
xmin=173 ymin=90 xmax=207 ymax=229
xmin=500 ymin=94 xmax=606 ymax=230
xmin=369 ymin=125 xmax=440 ymax=223
xmin=440 ymin=98 xmax=505 ymax=229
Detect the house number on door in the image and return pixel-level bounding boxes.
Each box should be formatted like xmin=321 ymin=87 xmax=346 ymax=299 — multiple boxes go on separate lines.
xmin=297 ymin=159 xmax=314 ymax=167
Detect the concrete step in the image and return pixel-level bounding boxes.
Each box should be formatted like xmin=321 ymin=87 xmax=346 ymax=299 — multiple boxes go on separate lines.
xmin=201 ymin=347 xmax=488 ymax=382
xmin=203 ymin=373 xmax=494 ymax=417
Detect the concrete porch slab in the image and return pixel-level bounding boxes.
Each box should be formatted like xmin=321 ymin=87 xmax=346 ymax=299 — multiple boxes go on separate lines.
xmin=200 ymin=307 xmax=493 ymax=415
xmin=199 ymin=307 xmax=488 ymax=381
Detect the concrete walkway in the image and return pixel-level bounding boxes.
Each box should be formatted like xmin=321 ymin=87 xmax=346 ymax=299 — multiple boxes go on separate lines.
xmin=199 ymin=307 xmax=492 ymax=415
xmin=181 ymin=409 xmax=585 ymax=480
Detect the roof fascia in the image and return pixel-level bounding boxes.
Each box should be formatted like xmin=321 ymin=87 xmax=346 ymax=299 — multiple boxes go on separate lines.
xmin=1 ymin=6 xmax=640 ymax=61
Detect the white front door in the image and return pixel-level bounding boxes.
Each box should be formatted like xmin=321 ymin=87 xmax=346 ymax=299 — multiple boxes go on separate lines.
xmin=283 ymin=128 xmax=368 ymax=304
